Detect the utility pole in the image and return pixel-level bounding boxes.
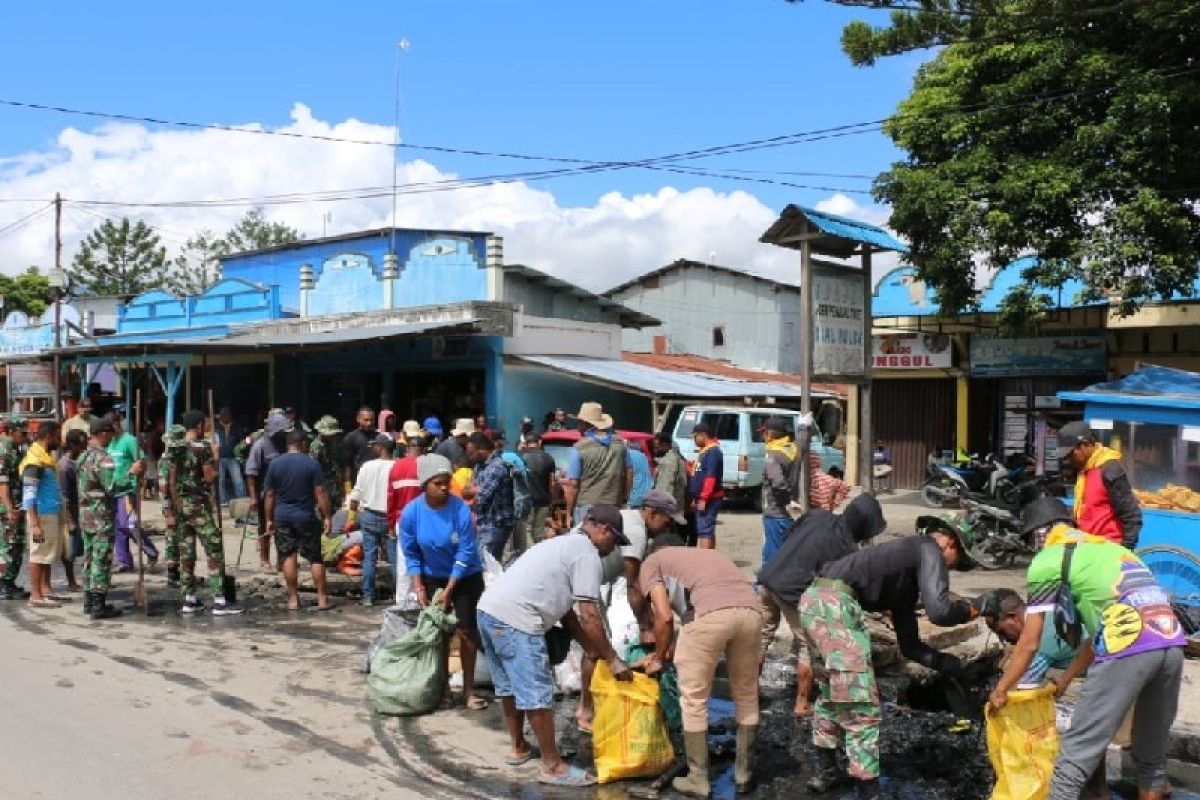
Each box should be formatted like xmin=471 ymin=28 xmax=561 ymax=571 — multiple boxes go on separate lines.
xmin=52 ymin=193 xmax=63 ymax=421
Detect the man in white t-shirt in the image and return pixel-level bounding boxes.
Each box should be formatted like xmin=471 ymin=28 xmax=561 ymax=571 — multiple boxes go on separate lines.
xmin=476 ymin=505 xmax=633 ymax=787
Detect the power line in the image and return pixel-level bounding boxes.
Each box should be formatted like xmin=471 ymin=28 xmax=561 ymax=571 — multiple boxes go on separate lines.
xmin=0 ymin=202 xmax=53 ymax=240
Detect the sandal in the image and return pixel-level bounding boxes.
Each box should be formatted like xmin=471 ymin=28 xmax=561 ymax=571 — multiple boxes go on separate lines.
xmin=504 ymin=747 xmax=538 ymax=766
xmin=308 ymin=603 xmax=335 ymax=612
xmin=29 ymin=598 xmax=61 ymax=609
xmin=465 ymin=695 xmax=489 ymax=711
xmin=538 ymin=765 xmax=596 ymax=787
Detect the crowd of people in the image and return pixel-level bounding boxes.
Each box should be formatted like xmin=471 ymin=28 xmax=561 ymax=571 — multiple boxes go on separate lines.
xmin=0 ymin=398 xmax=1185 ymax=800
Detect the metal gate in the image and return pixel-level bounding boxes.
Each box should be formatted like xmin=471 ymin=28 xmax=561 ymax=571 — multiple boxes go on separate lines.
xmin=871 ymin=379 xmax=957 ymax=489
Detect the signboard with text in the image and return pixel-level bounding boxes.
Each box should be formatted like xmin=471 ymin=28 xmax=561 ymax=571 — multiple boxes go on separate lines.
xmin=969 ymin=335 xmax=1106 ymax=377
xmin=872 ymin=333 xmax=953 ymax=370
xmin=7 ymin=363 xmax=55 ymax=397
xmin=812 ymin=269 xmax=866 ymax=380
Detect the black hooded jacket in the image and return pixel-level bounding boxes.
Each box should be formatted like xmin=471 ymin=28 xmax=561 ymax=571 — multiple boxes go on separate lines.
xmin=758 ymin=493 xmax=886 ymax=606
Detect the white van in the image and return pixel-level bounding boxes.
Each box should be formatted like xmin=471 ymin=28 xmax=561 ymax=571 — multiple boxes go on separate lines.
xmin=671 ymin=405 xmax=845 ymax=507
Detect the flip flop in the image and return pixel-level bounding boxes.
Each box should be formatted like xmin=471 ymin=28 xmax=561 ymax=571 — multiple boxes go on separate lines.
xmin=29 ymin=599 xmax=61 ymax=609
xmin=504 ymin=747 xmax=538 ymax=766
xmin=465 ymin=695 xmax=489 ymax=711
xmin=538 ymin=765 xmax=596 ymax=787
xmin=308 ymin=603 xmax=335 ymax=613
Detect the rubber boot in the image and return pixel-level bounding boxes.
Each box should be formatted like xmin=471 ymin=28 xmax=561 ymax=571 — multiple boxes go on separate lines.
xmin=857 ymin=778 xmax=881 ymax=800
xmin=672 ymin=731 xmax=711 ymax=798
xmin=82 ymin=592 xmax=95 ymax=615
xmin=806 ymin=747 xmax=846 ymax=793
xmin=90 ymin=592 xmax=122 ymax=620
xmin=735 ymin=724 xmax=757 ymax=794
xmin=166 ymin=567 xmax=180 ymax=589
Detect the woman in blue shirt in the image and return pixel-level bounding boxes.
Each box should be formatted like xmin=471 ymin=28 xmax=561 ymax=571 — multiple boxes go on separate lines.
xmin=400 ymin=453 xmax=488 ymax=711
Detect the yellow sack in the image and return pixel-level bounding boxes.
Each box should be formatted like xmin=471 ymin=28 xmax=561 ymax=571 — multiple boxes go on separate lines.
xmin=591 ymin=660 xmax=675 ymax=784
xmin=987 ymin=685 xmax=1060 ymax=800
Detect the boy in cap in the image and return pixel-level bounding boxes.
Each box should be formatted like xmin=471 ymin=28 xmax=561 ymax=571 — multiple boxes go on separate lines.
xmin=689 ymin=422 xmax=724 ymax=549
xmin=1058 ymin=420 xmax=1141 ymax=548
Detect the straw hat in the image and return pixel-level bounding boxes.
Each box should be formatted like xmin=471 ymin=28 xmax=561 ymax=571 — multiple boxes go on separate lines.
xmin=450 ymin=418 xmax=476 ymax=437
xmin=576 ymin=402 xmax=613 ymax=431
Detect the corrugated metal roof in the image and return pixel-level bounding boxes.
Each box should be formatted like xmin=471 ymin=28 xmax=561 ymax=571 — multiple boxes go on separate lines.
xmin=760 ymin=204 xmax=908 ymax=258
xmin=515 ymin=355 xmax=837 ymax=400
xmin=621 ymin=352 xmax=846 ymax=399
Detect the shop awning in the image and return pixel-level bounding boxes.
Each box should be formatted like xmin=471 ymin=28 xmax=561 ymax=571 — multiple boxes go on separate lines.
xmin=513 ymin=354 xmax=837 ymax=402
xmin=1059 ymin=365 xmax=1200 ymax=412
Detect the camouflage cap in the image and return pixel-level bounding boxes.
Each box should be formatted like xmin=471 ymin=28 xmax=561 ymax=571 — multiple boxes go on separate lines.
xmin=314 ymin=414 xmax=343 ymax=435
xmin=162 ymin=424 xmax=187 ymax=448
xmin=6 ymin=415 xmax=29 ymax=431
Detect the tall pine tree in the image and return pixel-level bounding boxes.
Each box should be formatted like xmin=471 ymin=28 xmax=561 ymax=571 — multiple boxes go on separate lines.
xmin=69 ymin=218 xmax=170 ymax=296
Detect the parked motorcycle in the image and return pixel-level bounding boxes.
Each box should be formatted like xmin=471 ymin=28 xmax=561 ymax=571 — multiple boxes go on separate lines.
xmin=960 ymin=474 xmax=1065 ymax=569
xmin=921 ymin=453 xmax=1028 ymax=508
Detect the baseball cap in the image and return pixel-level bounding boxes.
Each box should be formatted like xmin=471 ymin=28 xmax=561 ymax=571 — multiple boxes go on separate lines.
xmin=373 ymin=434 xmax=396 ymax=450
xmin=641 ymin=489 xmax=686 ymax=524
xmin=585 ymin=504 xmax=631 ymax=546
xmin=423 ymin=416 xmax=444 ymax=436
xmin=89 ymin=417 xmax=116 ymax=435
xmin=1057 ymin=421 xmax=1095 ymax=452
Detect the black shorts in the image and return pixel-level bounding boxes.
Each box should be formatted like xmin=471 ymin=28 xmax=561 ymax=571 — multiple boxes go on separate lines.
xmin=275 ymin=519 xmax=321 ymax=563
xmin=422 ymin=572 xmax=485 ymax=631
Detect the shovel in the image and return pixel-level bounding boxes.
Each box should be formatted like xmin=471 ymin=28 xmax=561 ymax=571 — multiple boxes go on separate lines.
xmin=132 ymin=389 xmax=148 ymax=611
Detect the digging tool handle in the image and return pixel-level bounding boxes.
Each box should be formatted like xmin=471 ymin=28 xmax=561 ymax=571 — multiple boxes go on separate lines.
xmin=133 ymin=389 xmax=147 ymax=609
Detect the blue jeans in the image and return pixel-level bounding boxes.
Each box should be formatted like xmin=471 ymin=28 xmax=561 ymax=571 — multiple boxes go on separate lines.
xmin=761 ymin=515 xmax=792 ymax=568
xmin=477 ymin=523 xmax=514 ymax=562
xmin=359 ymin=509 xmax=396 ymax=601
xmin=477 ymin=610 xmax=555 ymax=710
xmin=218 ymin=457 xmax=247 ymax=505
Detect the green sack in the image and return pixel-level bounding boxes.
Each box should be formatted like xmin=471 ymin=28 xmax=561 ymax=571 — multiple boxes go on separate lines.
xmin=368 ymin=594 xmax=457 ymax=716
xmin=625 ymin=643 xmax=682 ymax=733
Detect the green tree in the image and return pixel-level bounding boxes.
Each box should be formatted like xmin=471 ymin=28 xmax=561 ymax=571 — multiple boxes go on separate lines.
xmin=221 ymin=209 xmax=303 ymax=254
xmin=168 ymin=230 xmax=224 ymax=296
xmin=831 ymin=0 xmax=1200 ymax=322
xmin=0 ymin=266 xmax=50 ymax=318
xmin=69 ymin=218 xmax=170 ymax=296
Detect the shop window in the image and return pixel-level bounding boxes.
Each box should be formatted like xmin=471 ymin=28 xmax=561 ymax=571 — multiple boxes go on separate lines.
xmin=1096 ymin=422 xmax=1200 ymax=509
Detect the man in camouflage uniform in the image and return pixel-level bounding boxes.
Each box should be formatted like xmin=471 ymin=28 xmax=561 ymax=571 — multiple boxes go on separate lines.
xmin=169 ymin=409 xmax=242 ymax=615
xmin=310 ymin=414 xmax=343 ymax=511
xmin=160 ymin=424 xmax=186 ymax=588
xmin=0 ymin=416 xmax=30 ymax=599
xmin=799 ymin=523 xmax=980 ymax=798
xmin=76 ymin=416 xmax=137 ymax=619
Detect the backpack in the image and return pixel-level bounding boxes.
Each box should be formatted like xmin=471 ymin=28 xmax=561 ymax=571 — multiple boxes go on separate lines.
xmin=507 ymin=461 xmax=533 ymax=521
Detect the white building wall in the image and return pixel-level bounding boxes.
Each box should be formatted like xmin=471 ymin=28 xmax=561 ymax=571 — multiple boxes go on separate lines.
xmin=613 ymin=266 xmax=800 ymax=373
xmin=505 ymin=312 xmax=623 ymax=359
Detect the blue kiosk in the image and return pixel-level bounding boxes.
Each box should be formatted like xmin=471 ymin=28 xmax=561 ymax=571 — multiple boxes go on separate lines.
xmin=1060 ymin=366 xmax=1200 ymax=609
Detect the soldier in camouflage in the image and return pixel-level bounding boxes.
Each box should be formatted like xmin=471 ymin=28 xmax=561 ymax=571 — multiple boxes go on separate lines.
xmin=310 ymin=414 xmax=343 ymax=511
xmin=169 ymin=410 xmax=242 ymax=616
xmin=0 ymin=416 xmax=30 ymax=599
xmin=160 ymin=424 xmax=187 ymax=588
xmin=799 ymin=524 xmax=979 ymax=798
xmin=76 ymin=416 xmax=140 ymax=619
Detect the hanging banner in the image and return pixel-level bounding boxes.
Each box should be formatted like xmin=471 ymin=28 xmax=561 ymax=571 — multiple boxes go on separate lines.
xmin=872 ymin=333 xmax=953 ymax=369
xmin=8 ymin=363 xmax=55 ymax=397
xmin=812 ymin=269 xmax=866 ymax=380
xmin=970 ymin=335 xmax=1106 ymax=377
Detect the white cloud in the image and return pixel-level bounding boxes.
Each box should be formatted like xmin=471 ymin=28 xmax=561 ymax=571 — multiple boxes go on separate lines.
xmin=0 ymin=104 xmax=896 ymax=292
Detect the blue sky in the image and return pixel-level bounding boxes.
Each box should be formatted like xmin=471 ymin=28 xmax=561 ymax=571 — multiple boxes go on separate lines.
xmin=0 ymin=1 xmax=928 ymax=287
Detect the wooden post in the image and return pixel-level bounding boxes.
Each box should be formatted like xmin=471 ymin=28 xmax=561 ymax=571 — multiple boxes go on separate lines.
xmin=798 ymin=221 xmax=813 ymax=509
xmin=860 ymin=249 xmax=874 ymax=492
